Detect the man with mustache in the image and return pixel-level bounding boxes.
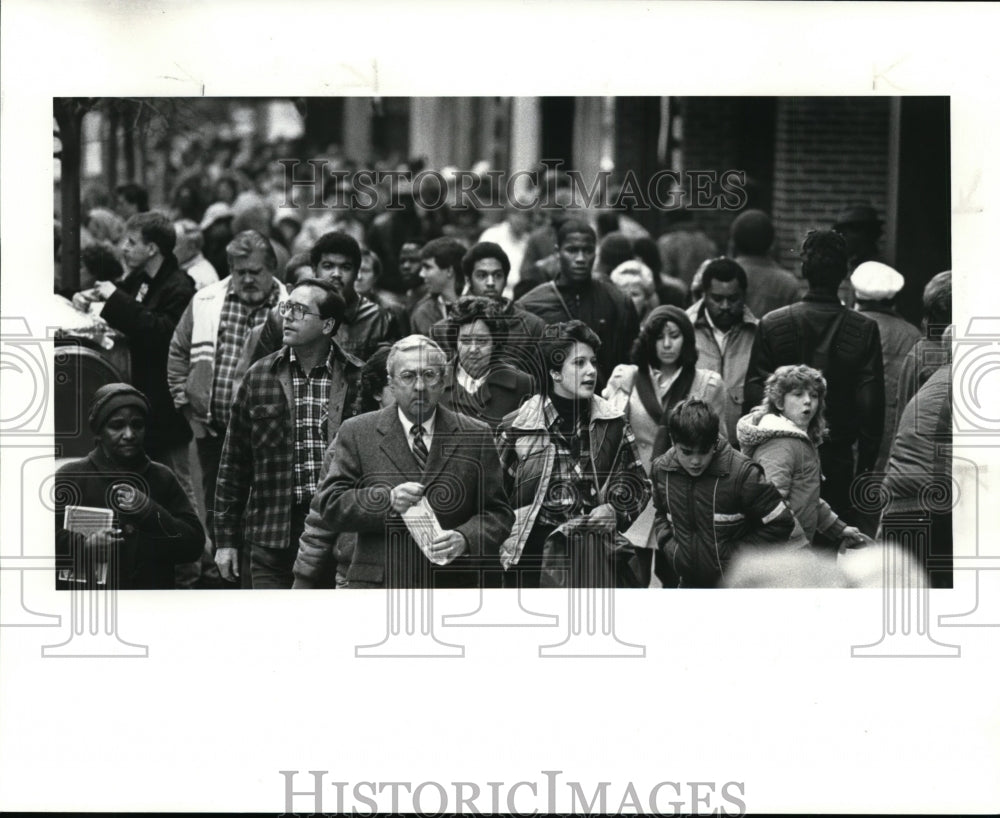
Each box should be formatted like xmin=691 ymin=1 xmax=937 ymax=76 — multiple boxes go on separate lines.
xmin=242 ymin=231 xmax=401 ymax=367
xmin=686 ymin=257 xmax=759 ymax=445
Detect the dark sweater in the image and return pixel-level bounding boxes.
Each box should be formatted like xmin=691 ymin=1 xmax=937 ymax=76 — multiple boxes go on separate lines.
xmin=55 ymin=449 xmax=204 ymax=590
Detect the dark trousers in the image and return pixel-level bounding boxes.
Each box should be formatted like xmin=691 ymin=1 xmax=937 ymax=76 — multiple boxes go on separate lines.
xmin=632 ymin=547 xmax=680 ymax=589
xmin=819 ymin=441 xmax=856 ymax=526
xmin=196 ymin=431 xmax=225 ymax=519
xmin=249 ymin=500 xmax=310 ymax=589
xmin=196 ymin=431 xmax=230 ymax=587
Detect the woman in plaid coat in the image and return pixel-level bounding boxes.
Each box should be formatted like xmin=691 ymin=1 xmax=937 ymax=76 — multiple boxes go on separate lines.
xmin=495 ymin=321 xmax=652 ymax=588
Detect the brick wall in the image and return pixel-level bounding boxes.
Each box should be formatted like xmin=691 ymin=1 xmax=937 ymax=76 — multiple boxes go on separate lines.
xmin=675 ymin=96 xmax=891 ymax=275
xmin=771 ymin=97 xmax=891 ymax=270
xmin=676 ymin=97 xmax=751 ymax=252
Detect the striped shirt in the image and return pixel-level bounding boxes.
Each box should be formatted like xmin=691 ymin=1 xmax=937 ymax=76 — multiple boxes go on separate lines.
xmin=289 ymin=348 xmax=332 ymax=503
xmin=210 ymin=285 xmax=276 ymax=429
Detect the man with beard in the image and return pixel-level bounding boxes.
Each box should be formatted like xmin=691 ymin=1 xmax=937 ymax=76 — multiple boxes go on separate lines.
xmin=429 ymin=241 xmax=546 ymax=384
xmin=516 ymin=220 xmax=639 ymax=390
xmin=243 ymin=231 xmax=401 ymax=367
xmin=168 ymin=230 xmax=287 ymax=584
xmin=686 ymin=257 xmax=759 ymax=445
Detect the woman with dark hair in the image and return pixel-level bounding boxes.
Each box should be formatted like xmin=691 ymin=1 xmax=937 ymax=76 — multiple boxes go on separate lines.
xmin=601 ymin=304 xmax=726 ymax=585
xmin=737 ymin=365 xmax=870 ymax=552
xmin=495 ymin=320 xmax=651 ymax=588
xmin=438 ymin=295 xmax=534 ymax=429
xmin=351 ymin=345 xmax=396 ymax=416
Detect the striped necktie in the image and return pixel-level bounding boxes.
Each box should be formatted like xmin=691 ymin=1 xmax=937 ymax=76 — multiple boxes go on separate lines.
xmin=410 ymin=424 xmax=428 ymax=471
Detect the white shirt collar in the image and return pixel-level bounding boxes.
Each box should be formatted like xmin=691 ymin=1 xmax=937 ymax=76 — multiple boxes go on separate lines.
xmin=397 ymin=407 xmax=436 ymax=449
xmin=649 ymin=365 xmax=681 ymax=401
xmin=456 ymin=364 xmax=488 ymax=393
xmin=703 ymin=306 xmax=731 ymax=353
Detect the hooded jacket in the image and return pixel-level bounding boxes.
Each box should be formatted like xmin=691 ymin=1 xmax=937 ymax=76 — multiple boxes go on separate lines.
xmin=736 ymin=410 xmax=846 ymax=545
xmin=651 ymin=438 xmax=794 ymax=587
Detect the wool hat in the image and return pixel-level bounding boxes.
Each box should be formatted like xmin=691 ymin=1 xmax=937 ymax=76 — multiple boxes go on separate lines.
xmin=88 ymin=383 xmax=150 ymax=433
xmin=199 ymin=201 xmax=235 ymax=231
xmin=850 ymin=261 xmax=905 ymax=301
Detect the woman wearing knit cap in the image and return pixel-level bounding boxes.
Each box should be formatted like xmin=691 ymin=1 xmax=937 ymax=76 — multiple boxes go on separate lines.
xmin=601 ymin=304 xmax=727 ymax=586
xmin=495 ymin=321 xmax=652 ymax=589
xmin=54 ymin=384 xmax=204 ymax=590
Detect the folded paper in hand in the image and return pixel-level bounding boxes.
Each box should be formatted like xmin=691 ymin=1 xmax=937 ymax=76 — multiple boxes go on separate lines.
xmin=60 ymin=505 xmax=114 ymax=585
xmin=401 ymin=497 xmax=449 ymax=565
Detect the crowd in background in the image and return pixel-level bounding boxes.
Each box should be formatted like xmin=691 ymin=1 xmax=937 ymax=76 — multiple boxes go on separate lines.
xmin=52 ymin=141 xmax=953 ymax=591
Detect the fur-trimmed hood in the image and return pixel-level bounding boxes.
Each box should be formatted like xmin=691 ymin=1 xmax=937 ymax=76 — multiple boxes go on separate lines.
xmin=736 ymin=410 xmax=811 ymax=458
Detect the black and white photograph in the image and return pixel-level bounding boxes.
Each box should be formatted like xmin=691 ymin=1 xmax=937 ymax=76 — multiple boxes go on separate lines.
xmin=2 ymin=2 xmax=999 ymax=815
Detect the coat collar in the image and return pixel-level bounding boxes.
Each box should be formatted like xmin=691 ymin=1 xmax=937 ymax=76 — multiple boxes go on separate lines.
xmin=659 ymin=435 xmax=734 ymax=477
xmin=509 ymin=392 xmax=623 ymax=432
xmin=267 ymin=336 xmax=362 ymax=373
xmin=688 ymin=298 xmax=758 ymax=328
xmin=735 ymin=409 xmax=811 ymax=456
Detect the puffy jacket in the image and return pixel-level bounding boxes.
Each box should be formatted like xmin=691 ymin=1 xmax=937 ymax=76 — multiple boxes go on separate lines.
xmin=651 ymin=438 xmax=794 ymax=587
xmin=742 ymin=292 xmax=885 ymax=475
xmin=736 ymin=410 xmax=846 ymax=545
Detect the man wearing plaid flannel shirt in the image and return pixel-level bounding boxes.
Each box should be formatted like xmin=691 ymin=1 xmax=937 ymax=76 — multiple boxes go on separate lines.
xmin=168 ymin=230 xmax=287 ymax=585
xmin=212 ymin=278 xmax=363 ymax=588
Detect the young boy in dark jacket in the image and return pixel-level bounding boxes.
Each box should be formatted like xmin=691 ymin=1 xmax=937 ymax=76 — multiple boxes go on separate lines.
xmin=651 ymin=398 xmax=794 ymax=587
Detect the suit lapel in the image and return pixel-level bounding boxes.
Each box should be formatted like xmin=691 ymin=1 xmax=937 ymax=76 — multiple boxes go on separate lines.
xmin=422 ymin=406 xmax=459 ymax=487
xmin=376 ymin=406 xmax=422 ymax=479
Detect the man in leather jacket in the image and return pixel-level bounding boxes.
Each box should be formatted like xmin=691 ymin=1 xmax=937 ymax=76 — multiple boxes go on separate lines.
xmin=742 ymin=230 xmax=884 ymax=528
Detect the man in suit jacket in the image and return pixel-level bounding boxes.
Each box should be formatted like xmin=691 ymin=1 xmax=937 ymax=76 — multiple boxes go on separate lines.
xmin=293 ymin=335 xmax=513 ymax=589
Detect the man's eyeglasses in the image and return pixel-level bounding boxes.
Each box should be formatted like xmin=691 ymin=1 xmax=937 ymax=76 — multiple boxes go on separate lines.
xmin=393 ymin=368 xmax=443 ymax=387
xmin=278 ymin=301 xmax=323 ymax=321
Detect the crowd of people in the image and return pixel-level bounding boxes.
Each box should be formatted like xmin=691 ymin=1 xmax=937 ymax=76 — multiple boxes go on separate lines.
xmin=53 ymin=164 xmax=953 ymax=591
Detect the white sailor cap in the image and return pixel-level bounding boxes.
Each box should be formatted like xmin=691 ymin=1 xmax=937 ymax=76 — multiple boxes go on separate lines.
xmin=850 ymin=261 xmax=904 ymax=300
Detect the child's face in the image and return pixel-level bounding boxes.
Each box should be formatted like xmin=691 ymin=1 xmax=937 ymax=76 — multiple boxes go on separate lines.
xmin=779 ymin=388 xmax=819 ymax=431
xmin=675 ymin=441 xmax=715 ymax=477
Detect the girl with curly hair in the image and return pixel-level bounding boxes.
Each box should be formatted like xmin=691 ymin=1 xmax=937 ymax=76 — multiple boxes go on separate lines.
xmin=736 ymin=364 xmax=870 ymax=551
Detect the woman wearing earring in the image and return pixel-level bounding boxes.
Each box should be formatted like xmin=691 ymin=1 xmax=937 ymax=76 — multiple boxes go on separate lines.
xmin=495 ymin=320 xmax=651 ymax=588
xmin=601 ymin=304 xmax=727 ymax=586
